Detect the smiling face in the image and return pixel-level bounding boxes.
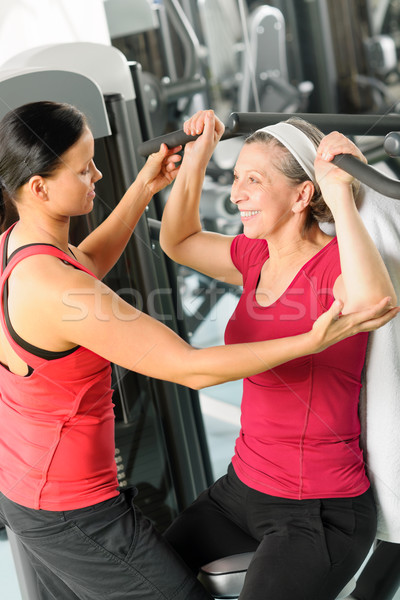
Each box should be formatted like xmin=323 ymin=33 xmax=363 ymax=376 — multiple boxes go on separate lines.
xmin=231 ymin=142 xmax=303 ymax=240
xmin=44 ymin=126 xmax=102 ymax=218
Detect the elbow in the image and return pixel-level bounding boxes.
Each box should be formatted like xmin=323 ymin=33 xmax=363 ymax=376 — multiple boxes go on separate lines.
xmin=159 ymin=230 xmax=170 ymax=256
xmin=388 ymin=290 xmax=398 ymax=307
xmin=372 ymin=282 xmax=397 ymax=308
xmin=389 ymin=286 xmax=398 ymax=306
xmin=182 ymin=370 xmax=236 ymax=390
xmin=159 ymin=231 xmax=178 ymax=262
xmin=185 ymin=373 xmax=205 ymax=390
xmin=176 ymin=348 xmax=230 ymax=390
xmin=179 ymin=374 xmax=214 ymax=391
xmin=344 ymin=289 xmax=398 ymax=314
xmin=177 ymin=365 xmax=224 ymax=391
xmin=189 ymin=380 xmax=205 ymax=391
xmin=376 ymin=276 xmax=397 ymax=307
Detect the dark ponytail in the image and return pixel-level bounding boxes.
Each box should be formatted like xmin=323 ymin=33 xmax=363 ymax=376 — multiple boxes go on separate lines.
xmin=0 ymin=101 xmax=87 ymax=208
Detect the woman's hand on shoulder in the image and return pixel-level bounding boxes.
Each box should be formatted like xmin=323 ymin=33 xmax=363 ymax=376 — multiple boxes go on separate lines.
xmin=309 ymin=297 xmax=399 ymax=353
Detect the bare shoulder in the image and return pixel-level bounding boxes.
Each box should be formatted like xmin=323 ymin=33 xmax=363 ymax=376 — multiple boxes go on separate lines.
xmin=12 ymin=253 xmax=105 ymax=322
xmin=8 ymin=254 xmax=100 ymax=350
xmin=11 ymin=252 xmax=94 ymax=291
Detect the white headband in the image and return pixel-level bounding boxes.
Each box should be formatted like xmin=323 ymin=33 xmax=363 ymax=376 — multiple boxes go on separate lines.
xmin=256 ymin=122 xmax=317 ymax=184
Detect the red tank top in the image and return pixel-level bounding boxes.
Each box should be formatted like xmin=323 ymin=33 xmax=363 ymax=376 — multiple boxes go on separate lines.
xmin=225 ymin=234 xmax=370 ymax=500
xmin=0 ymin=225 xmax=119 ymax=510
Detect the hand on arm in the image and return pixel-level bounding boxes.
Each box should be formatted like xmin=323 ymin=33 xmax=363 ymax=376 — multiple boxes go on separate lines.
xmin=76 ymin=144 xmax=182 ymax=279
xmin=315 ymin=132 xmax=397 ymax=312
xmin=310 ymin=297 xmax=399 ymax=352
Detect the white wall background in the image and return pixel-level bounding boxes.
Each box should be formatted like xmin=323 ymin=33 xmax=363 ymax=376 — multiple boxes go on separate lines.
xmin=0 ymin=0 xmax=111 ymax=66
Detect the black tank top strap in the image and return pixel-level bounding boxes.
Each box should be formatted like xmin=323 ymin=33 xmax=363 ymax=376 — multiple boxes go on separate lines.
xmin=0 ymin=226 xmax=92 ymax=361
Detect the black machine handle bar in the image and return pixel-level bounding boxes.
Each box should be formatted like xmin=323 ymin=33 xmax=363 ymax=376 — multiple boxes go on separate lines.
xmin=330 ymin=154 xmax=400 ymax=199
xmin=137 ymin=112 xmax=400 ymax=200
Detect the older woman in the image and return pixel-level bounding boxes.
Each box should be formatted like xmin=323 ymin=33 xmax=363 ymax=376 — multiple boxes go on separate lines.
xmin=160 ymin=110 xmax=397 ymax=600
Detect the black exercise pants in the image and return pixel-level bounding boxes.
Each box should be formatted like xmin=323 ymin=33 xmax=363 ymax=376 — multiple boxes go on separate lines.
xmin=165 ymin=464 xmax=377 ymax=600
xmin=0 ymin=489 xmax=212 ymax=600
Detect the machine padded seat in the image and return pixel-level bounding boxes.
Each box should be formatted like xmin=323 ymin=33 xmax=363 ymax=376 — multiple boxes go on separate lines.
xmin=198 ymin=552 xmax=253 ymax=599
xmin=198 ymin=552 xmax=356 ymax=599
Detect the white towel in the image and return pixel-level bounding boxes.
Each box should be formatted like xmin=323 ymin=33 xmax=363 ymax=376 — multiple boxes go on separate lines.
xmin=322 ymin=183 xmax=400 ymax=542
xmin=357 ymin=184 xmax=400 ymax=542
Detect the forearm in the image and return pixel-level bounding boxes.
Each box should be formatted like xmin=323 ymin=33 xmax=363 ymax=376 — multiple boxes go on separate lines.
xmin=160 ymin=109 xmax=224 ymax=261
xmin=324 ymin=184 xmax=396 ymax=310
xmin=184 ymin=333 xmax=314 ymax=389
xmin=79 ymin=178 xmax=153 ymax=279
xmin=160 ymin=161 xmax=206 ymax=260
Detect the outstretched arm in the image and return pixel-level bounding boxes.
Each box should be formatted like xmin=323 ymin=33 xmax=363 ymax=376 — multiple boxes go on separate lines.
xmin=75 ymin=144 xmax=181 ymax=280
xmin=28 ymin=258 xmax=398 ymax=390
xmin=315 ymin=133 xmax=397 ymax=312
